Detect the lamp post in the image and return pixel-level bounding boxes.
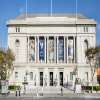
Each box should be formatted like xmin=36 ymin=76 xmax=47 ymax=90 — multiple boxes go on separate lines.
xmin=34 ymin=74 xmax=36 ymax=86
xmin=23 ymin=71 xmax=28 ymax=95
xmin=72 ymin=66 xmax=78 ymax=93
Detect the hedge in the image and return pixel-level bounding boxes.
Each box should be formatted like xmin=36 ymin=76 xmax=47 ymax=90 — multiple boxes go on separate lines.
xmin=82 ymin=86 xmax=100 ymax=91
xmin=8 ymin=85 xmax=20 ymax=91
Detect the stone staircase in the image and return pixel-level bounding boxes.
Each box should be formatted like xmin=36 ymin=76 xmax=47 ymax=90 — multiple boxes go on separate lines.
xmin=23 ymin=86 xmax=73 ymax=94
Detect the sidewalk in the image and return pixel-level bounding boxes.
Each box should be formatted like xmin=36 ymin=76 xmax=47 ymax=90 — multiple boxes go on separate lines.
xmin=0 ymin=92 xmax=100 ymax=98
xmin=79 ymin=93 xmax=100 ymax=98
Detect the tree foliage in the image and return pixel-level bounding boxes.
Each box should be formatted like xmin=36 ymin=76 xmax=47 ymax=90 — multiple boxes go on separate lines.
xmin=0 ymin=48 xmax=15 ymax=80
xmin=85 ymin=45 xmax=100 ymax=91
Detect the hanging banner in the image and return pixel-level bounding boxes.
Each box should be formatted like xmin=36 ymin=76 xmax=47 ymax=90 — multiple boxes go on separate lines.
xmin=58 ymin=39 xmax=64 ymax=60
xmin=39 ymin=39 xmax=45 ymax=61
xmin=68 ymin=39 xmax=73 ymax=57
xmin=48 ymin=39 xmax=54 ymax=62
xmin=29 ymin=38 xmax=35 ymax=62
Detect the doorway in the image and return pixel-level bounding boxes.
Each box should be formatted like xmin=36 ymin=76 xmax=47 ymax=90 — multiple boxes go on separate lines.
xmin=50 ymin=72 xmax=53 ymax=86
xmin=60 ymin=72 xmax=63 ymax=86
xmin=40 ymin=72 xmax=43 ymax=86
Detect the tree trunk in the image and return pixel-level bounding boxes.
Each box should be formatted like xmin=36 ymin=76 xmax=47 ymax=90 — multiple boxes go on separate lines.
xmin=90 ymin=62 xmax=93 ymax=93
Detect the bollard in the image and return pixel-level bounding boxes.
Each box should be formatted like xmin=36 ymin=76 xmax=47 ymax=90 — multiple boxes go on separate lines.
xmin=19 ymin=90 xmax=20 ymax=96
xmin=15 ymin=90 xmax=17 ymax=97
xmin=61 ymin=87 xmax=63 ymax=96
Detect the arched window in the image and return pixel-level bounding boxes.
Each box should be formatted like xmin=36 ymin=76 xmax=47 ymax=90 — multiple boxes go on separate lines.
xmin=15 ymin=39 xmax=20 ymax=47
xmin=15 ymin=39 xmax=20 ymax=62
xmin=16 ymin=27 xmax=20 ymax=32
xmin=84 ymin=40 xmax=88 ymax=51
xmin=84 ymin=40 xmax=89 ymax=64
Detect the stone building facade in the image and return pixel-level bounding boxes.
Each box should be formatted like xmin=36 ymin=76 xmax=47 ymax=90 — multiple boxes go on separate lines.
xmin=7 ymin=14 xmax=96 ymax=90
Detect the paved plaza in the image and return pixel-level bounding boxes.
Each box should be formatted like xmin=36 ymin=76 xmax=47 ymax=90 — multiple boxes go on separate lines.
xmin=0 ymin=86 xmax=100 ymax=100
xmin=0 ymin=94 xmax=100 ymax=100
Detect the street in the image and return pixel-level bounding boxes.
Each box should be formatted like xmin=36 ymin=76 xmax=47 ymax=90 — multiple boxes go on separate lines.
xmin=0 ymin=96 xmax=100 ymax=100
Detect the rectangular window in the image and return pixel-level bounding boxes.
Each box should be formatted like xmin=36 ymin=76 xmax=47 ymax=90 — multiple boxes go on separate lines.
xmin=84 ymin=26 xmax=88 ymax=32
xmin=16 ymin=28 xmax=17 ymax=32
xmin=16 ymin=27 xmax=20 ymax=32
xmin=15 ymin=72 xmax=18 ymax=79
xmin=85 ymin=72 xmax=88 ymax=81
xmin=70 ymin=72 xmax=73 ymax=80
xmin=30 ymin=72 xmax=33 ymax=80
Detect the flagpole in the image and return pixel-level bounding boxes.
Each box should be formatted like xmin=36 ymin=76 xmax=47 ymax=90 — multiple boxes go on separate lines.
xmin=75 ymin=0 xmax=78 ymax=23
xmin=25 ymin=0 xmax=28 ymax=17
xmin=50 ymin=0 xmax=53 ymax=16
xmin=75 ymin=0 xmax=78 ymax=77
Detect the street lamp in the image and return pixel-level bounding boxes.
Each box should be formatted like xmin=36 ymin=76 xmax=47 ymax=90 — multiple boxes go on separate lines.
xmin=34 ymin=74 xmax=36 ymax=86
xmin=23 ymin=71 xmax=28 ymax=95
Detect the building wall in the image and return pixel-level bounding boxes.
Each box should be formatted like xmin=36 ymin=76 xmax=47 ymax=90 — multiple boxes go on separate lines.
xmin=7 ymin=15 xmax=96 ymax=89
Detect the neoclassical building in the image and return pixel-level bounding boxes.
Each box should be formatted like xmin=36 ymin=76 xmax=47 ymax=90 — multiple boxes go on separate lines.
xmin=7 ymin=14 xmax=96 ymax=90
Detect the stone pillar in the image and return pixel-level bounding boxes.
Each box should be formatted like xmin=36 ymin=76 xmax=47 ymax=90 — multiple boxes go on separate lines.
xmin=47 ymin=37 xmax=49 ymax=63
xmin=36 ymin=69 xmax=39 ymax=86
xmin=64 ymin=37 xmax=66 ymax=63
xmin=45 ymin=37 xmax=46 ymax=63
xmin=54 ymin=37 xmax=56 ymax=63
xmin=35 ymin=36 xmax=36 ymax=63
xmin=67 ymin=36 xmax=68 ymax=63
xmin=57 ymin=72 xmax=60 ymax=86
xmin=46 ymin=69 xmax=49 ymax=86
xmin=27 ymin=36 xmax=29 ymax=63
xmin=36 ymin=36 xmax=39 ymax=63
xmin=57 ymin=36 xmax=59 ymax=63
xmin=73 ymin=36 xmax=76 ymax=63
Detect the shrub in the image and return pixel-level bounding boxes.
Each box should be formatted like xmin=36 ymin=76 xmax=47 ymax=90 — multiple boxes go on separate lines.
xmin=82 ymin=86 xmax=100 ymax=91
xmin=8 ymin=85 xmax=20 ymax=91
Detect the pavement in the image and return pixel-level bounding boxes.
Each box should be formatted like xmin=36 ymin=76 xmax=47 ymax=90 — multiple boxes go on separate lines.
xmin=0 ymin=92 xmax=100 ymax=99
xmin=0 ymin=86 xmax=100 ymax=99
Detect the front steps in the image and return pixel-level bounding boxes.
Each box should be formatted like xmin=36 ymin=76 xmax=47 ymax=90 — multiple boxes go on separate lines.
xmin=21 ymin=86 xmax=73 ymax=94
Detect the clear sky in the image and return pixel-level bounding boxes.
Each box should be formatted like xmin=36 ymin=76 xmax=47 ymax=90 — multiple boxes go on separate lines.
xmin=0 ymin=0 xmax=100 ymax=48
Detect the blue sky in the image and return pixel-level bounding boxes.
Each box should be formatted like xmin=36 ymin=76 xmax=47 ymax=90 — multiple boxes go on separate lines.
xmin=0 ymin=0 xmax=100 ymax=48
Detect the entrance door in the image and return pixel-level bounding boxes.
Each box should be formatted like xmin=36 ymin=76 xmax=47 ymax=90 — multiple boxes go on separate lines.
xmin=60 ymin=72 xmax=63 ymax=86
xmin=40 ymin=72 xmax=43 ymax=86
xmin=50 ymin=72 xmax=53 ymax=86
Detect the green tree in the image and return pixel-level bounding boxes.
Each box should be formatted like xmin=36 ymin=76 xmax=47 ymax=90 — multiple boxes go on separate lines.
xmin=0 ymin=48 xmax=15 ymax=80
xmin=96 ymin=45 xmax=100 ymax=85
xmin=85 ymin=45 xmax=100 ymax=92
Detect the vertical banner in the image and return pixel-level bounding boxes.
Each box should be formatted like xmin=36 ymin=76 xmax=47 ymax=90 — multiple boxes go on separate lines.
xmin=58 ymin=38 xmax=64 ymax=61
xmin=68 ymin=39 xmax=73 ymax=60
xmin=29 ymin=37 xmax=35 ymax=62
xmin=39 ymin=38 xmax=45 ymax=61
xmin=48 ymin=38 xmax=54 ymax=62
